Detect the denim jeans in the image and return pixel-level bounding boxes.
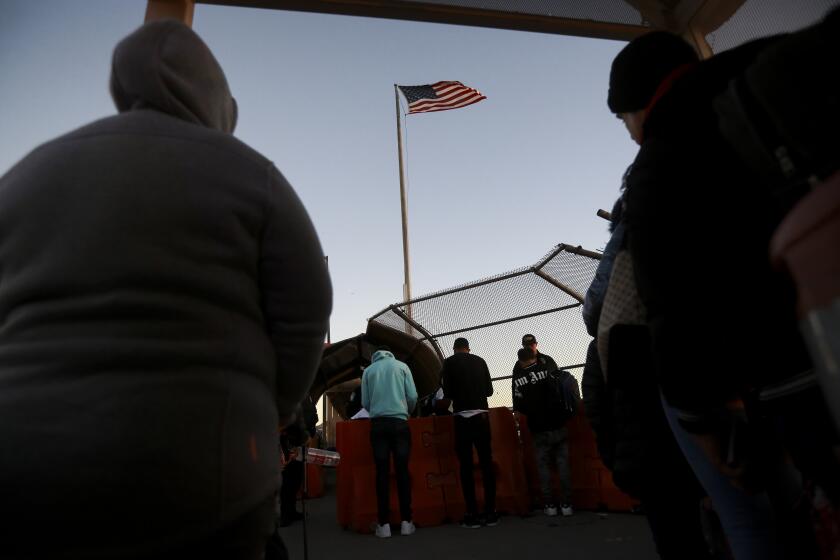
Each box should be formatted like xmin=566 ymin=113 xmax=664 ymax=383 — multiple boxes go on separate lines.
xmin=370 ymin=417 xmax=412 ymax=525
xmin=454 ymin=412 xmax=496 ymax=515
xmin=660 ymin=395 xmax=781 ymax=560
xmin=533 ymin=427 xmax=572 ymax=504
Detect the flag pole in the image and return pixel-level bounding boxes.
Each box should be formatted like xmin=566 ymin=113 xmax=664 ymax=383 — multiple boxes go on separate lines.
xmin=394 ymin=85 xmax=413 ymax=320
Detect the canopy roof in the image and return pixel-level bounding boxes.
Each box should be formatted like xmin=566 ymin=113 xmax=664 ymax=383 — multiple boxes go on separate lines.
xmin=196 ymin=0 xmax=745 ymax=44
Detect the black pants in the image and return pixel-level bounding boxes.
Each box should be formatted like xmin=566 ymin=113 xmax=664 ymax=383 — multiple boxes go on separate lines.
xmin=163 ymin=495 xmax=277 ymax=560
xmin=642 ymin=481 xmax=713 ymax=560
xmin=10 ymin=495 xmax=276 ymax=560
xmin=279 ymin=460 xmax=303 ymax=518
xmin=370 ymin=417 xmax=412 ymax=525
xmin=455 ymin=413 xmax=496 ymax=515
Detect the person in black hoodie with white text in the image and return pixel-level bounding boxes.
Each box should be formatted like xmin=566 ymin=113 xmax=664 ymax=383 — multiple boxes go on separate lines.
xmin=513 ymin=336 xmax=579 ymax=517
xmin=0 ymin=20 xmax=331 ymax=559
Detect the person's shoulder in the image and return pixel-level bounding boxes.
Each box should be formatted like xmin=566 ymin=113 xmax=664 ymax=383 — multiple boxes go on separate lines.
xmin=469 ymin=354 xmax=489 ymax=367
xmin=395 ymin=358 xmax=412 ymax=372
xmin=50 ymin=110 xmax=273 ymax=169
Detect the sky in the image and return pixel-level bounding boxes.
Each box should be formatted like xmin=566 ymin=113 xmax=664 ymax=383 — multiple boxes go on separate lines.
xmin=1 ymin=0 xmax=638 ymax=348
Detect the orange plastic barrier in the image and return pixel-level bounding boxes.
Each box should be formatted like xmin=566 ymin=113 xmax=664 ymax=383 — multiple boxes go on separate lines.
xmin=304 ymin=463 xmax=324 ymax=499
xmin=486 ymin=408 xmax=529 ymax=516
xmin=567 ymin=406 xmax=603 ymax=511
xmin=335 ymin=419 xmax=370 ymax=527
xmin=336 ymin=407 xmax=634 ymax=533
xmin=406 ymin=417 xmax=449 ymax=527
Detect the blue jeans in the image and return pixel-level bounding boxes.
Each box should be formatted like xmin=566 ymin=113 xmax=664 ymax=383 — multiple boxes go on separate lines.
xmin=660 ymin=395 xmax=781 ymax=560
xmin=533 ymin=427 xmax=572 ymax=505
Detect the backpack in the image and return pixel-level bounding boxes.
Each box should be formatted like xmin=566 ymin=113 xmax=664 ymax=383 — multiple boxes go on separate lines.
xmin=548 ymin=369 xmax=580 ymax=423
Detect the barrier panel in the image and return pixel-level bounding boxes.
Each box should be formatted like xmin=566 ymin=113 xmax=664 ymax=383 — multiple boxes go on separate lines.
xmin=335 ymin=419 xmax=370 ymax=527
xmin=304 ymin=463 xmax=324 ymax=499
xmin=407 ymin=417 xmax=449 ymax=527
xmin=487 ymin=408 xmax=530 ymax=515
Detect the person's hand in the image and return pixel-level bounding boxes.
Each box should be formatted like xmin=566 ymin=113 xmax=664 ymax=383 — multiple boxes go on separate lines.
xmin=690 ymin=431 xmax=751 ymax=490
xmin=684 ymin=401 xmax=762 ymax=493
xmin=278 ymin=412 xmax=298 ymax=429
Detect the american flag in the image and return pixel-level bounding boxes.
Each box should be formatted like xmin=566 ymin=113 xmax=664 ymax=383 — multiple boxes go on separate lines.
xmin=397 ymin=81 xmax=486 ymax=114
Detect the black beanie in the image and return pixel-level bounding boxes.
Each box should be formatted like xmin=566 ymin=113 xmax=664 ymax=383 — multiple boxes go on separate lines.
xmin=608 ymin=31 xmax=699 ymax=114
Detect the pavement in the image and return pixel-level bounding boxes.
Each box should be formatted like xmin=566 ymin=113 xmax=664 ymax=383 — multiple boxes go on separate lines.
xmin=278 ymin=471 xmax=659 ymax=560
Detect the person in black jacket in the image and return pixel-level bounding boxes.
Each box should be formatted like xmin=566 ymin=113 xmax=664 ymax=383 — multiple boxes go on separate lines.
xmin=512 ymin=341 xmax=578 ymax=517
xmin=0 ymin=20 xmax=331 ymax=558
xmin=582 ymin=180 xmax=713 ymax=559
xmin=441 ymin=337 xmax=498 ymax=528
xmin=612 ymin=29 xmax=818 ymax=559
xmin=278 ymin=395 xmax=319 ymax=527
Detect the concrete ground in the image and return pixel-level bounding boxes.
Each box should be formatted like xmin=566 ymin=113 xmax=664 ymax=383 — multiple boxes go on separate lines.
xmin=278 ymin=472 xmax=659 ymax=560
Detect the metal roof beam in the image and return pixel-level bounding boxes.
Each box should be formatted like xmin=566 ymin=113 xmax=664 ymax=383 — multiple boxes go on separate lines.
xmin=146 ymin=0 xmax=196 ymax=24
xmin=195 ymin=0 xmax=651 ymax=41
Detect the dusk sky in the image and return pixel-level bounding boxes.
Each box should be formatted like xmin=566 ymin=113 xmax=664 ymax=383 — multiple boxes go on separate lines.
xmin=1 ymin=2 xmax=636 ymax=347
xmin=2 ymin=1 xmax=834 ymax=396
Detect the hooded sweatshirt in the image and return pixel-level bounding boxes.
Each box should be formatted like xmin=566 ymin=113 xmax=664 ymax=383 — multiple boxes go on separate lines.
xmin=0 ymin=20 xmax=331 ymax=554
xmin=361 ymin=350 xmax=418 ymax=420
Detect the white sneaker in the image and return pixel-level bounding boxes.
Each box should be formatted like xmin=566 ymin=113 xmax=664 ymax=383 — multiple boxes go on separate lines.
xmin=561 ymin=504 xmax=574 ymax=517
xmin=375 ymin=523 xmax=391 ymax=538
xmin=400 ymin=520 xmax=416 ymax=535
xmin=544 ymin=505 xmax=558 ymax=517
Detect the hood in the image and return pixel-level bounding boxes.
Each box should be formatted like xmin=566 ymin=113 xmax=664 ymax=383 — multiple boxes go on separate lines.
xmin=110 ymin=19 xmax=237 ymax=133
xmin=371 ymin=350 xmax=395 ymax=363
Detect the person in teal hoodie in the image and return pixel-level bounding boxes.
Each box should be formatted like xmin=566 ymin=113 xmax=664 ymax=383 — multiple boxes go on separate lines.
xmin=361 ymin=347 xmax=418 ymax=538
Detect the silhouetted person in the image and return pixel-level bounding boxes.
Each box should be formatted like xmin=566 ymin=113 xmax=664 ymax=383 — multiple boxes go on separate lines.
xmin=611 ymin=28 xmax=820 ymax=559
xmin=440 ymin=337 xmax=498 ymax=528
xmin=0 ymin=20 xmax=331 ymax=558
xmin=279 ymin=396 xmax=318 ymax=527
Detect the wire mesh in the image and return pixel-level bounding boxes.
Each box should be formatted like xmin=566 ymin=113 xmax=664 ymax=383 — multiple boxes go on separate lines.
xmin=706 ymin=0 xmax=838 ymax=53
xmin=370 ymin=244 xmax=599 ymax=407
xmin=400 ymin=0 xmax=647 ymax=26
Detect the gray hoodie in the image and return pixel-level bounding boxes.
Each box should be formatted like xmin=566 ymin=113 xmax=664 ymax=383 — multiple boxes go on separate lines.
xmin=0 ymin=20 xmax=331 ymax=554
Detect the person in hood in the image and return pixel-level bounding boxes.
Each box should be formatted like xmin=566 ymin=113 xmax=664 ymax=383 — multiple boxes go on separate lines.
xmin=361 ymin=346 xmax=418 ymax=538
xmin=0 ymin=19 xmax=331 ymax=558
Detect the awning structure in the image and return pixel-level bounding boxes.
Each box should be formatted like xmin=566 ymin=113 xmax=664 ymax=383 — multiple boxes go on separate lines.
xmin=147 ymin=0 xmax=750 ymax=56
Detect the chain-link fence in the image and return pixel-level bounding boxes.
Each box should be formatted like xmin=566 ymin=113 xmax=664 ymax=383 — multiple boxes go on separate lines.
xmin=369 ymin=243 xmax=600 ymax=407
xmin=706 ymin=0 xmax=838 ymax=53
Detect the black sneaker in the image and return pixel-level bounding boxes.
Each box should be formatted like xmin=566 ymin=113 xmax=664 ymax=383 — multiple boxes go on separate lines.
xmin=483 ymin=512 xmax=500 ymax=527
xmin=460 ymin=513 xmax=481 ymax=529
